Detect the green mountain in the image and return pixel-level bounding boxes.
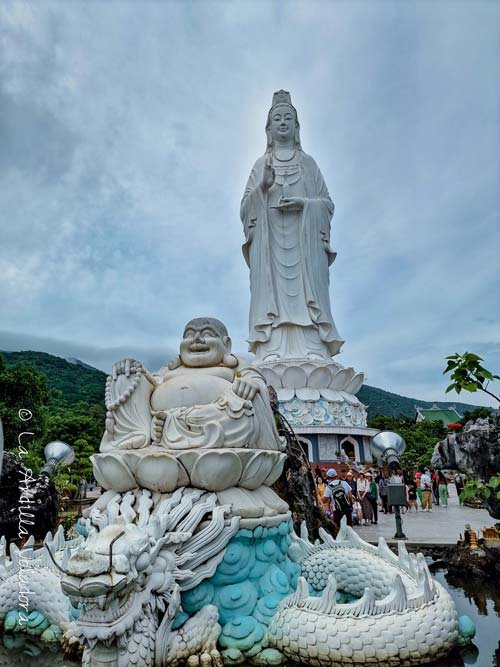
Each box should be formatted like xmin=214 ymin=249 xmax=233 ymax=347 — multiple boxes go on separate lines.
xmin=1 ymin=351 xmax=106 ymax=410
xmin=356 ymin=384 xmax=481 ymax=419
xmin=0 ymin=350 xmax=483 ymax=419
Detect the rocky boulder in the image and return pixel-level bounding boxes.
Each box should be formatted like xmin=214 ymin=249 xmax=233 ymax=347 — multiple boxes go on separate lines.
xmin=0 ymin=452 xmax=59 ymax=544
xmin=432 ymin=413 xmax=500 ymax=480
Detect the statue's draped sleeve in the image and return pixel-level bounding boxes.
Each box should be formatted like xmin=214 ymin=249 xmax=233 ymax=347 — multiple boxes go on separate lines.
xmin=240 ymin=156 xmax=267 ymax=268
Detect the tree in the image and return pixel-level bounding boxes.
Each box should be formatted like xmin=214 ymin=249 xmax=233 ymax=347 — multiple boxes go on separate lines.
xmin=0 ymin=355 xmax=50 ymax=451
xmin=45 ymin=411 xmax=103 ymax=452
xmin=460 ymin=474 xmax=500 ymax=520
xmin=68 ymin=438 xmax=95 ymax=480
xmin=443 ymin=352 xmax=500 ymax=404
xmin=367 ymin=413 xmax=446 ymax=470
xmin=459 ymin=406 xmax=492 ymax=426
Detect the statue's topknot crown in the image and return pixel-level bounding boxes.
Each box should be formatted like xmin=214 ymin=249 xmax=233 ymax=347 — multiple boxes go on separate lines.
xmin=272 ymin=89 xmax=292 ymax=108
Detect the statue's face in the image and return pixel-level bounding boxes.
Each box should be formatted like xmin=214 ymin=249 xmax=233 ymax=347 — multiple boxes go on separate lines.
xmin=179 ymin=320 xmax=229 ymax=368
xmin=269 ymin=105 xmax=296 ymax=143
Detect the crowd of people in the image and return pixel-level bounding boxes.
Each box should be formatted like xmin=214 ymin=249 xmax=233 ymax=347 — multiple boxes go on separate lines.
xmin=314 ymin=465 xmax=465 ymax=530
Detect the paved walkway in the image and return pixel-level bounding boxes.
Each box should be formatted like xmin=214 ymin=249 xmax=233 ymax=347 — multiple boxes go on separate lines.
xmin=71 ymin=486 xmax=492 ymax=547
xmin=352 ymin=484 xmax=492 ymax=546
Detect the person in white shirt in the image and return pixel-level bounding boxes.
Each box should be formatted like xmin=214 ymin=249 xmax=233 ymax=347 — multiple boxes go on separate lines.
xmin=420 ymin=468 xmax=433 ymax=511
xmin=356 ymin=472 xmax=373 ymax=525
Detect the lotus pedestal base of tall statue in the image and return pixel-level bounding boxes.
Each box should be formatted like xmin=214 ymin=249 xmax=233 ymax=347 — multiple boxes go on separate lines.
xmin=258 ymin=358 xmax=377 ymax=465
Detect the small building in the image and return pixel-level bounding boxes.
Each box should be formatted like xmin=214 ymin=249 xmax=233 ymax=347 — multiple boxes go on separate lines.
xmin=415 ymin=404 xmax=462 ymax=426
xmin=293 ymin=428 xmax=378 ymax=468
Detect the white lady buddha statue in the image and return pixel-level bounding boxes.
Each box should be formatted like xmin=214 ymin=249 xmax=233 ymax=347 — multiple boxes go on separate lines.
xmin=241 ymin=90 xmax=344 ymax=362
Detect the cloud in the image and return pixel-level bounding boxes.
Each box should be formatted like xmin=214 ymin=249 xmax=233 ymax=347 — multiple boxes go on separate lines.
xmin=0 ymin=0 xmax=498 ymax=406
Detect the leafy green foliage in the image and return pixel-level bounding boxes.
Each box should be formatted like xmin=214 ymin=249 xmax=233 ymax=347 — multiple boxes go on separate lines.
xmin=458 ymin=406 xmax=492 ymax=425
xmin=367 ymin=413 xmax=446 ymax=470
xmin=0 ymin=356 xmax=50 ymax=451
xmin=0 ymin=351 xmax=106 ymax=484
xmin=69 ymin=438 xmax=95 ymax=479
xmin=444 ymin=352 xmax=500 ymax=403
xmin=60 ymin=511 xmax=79 ymax=539
xmin=45 ymin=411 xmax=104 ymax=451
xmin=0 ymin=351 xmax=106 ymax=409
xmin=460 ymin=475 xmax=500 ymax=503
xmin=52 ymin=471 xmax=78 ymax=497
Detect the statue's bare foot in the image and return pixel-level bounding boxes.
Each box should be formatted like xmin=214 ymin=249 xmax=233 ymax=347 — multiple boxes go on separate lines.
xmin=306 ymin=352 xmax=326 ymax=361
xmin=262 ymin=354 xmax=280 ymax=362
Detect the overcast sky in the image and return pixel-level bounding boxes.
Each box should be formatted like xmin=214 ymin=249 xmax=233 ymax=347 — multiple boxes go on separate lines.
xmin=1 ymin=0 xmax=499 ymax=406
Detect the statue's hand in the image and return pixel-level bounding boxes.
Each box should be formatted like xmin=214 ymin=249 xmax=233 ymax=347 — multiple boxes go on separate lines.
xmin=276 ymin=196 xmax=305 ymax=210
xmin=111 ymin=358 xmax=143 ymax=380
xmin=261 ymin=154 xmax=275 ymax=192
xmin=232 ymin=376 xmax=259 ymax=401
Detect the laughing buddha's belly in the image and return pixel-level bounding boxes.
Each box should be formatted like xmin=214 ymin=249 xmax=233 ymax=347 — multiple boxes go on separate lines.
xmin=151 ymin=374 xmax=232 ymax=411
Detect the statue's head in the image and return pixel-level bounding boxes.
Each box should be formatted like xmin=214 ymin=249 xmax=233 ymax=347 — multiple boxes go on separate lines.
xmin=266 ymin=89 xmax=301 ymax=150
xmin=173 ymin=317 xmax=238 ymax=369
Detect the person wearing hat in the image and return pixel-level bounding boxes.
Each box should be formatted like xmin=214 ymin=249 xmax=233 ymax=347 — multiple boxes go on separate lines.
xmin=322 ymin=468 xmax=354 ymax=528
xmin=345 ymin=470 xmax=357 ymax=497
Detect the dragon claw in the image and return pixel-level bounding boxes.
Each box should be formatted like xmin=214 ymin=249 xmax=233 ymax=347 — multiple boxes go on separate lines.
xmin=186 ymin=648 xmax=223 ymax=667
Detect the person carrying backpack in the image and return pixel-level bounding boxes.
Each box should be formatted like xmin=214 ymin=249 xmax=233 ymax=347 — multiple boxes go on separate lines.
xmin=322 ymin=468 xmax=354 ymax=528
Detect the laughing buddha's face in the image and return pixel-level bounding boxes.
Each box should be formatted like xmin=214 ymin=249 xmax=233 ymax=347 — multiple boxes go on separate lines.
xmin=179 ymin=318 xmax=231 ymax=368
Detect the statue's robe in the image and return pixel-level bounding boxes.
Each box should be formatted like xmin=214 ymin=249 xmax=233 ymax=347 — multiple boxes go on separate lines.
xmin=241 ymin=152 xmax=343 ymax=360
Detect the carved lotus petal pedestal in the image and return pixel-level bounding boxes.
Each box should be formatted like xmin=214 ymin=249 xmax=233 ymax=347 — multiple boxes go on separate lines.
xmin=258 ymin=357 xmax=369 ymax=434
xmin=91 ymin=447 xmax=286 ymax=493
xmin=257 ymin=356 xmax=377 ymax=465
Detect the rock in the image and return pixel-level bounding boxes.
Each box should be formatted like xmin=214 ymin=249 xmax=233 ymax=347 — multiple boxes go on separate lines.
xmin=432 ymin=413 xmax=500 ymax=486
xmin=439 ymin=543 xmax=500 ymax=581
xmin=0 ymin=452 xmax=59 ymax=543
xmin=269 ymin=387 xmax=336 ymax=540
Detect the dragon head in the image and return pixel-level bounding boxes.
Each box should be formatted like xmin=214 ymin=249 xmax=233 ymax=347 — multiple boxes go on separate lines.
xmin=61 ymin=521 xmax=189 ymax=645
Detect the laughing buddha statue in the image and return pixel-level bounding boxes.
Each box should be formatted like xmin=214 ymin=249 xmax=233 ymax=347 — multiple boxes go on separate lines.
xmin=93 ymin=318 xmax=285 ymax=493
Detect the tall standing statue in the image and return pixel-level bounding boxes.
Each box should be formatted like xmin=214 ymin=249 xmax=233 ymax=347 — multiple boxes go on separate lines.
xmin=241 ymin=90 xmax=344 ymax=362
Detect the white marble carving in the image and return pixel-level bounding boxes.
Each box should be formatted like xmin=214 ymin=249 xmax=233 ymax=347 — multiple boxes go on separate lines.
xmin=280 ymin=397 xmax=367 ymax=428
xmin=60 ymin=488 xmax=240 ymax=667
xmin=267 ymin=522 xmax=462 ymax=666
xmin=95 ymin=318 xmax=285 ymax=493
xmin=259 ymin=359 xmax=364 ymax=398
xmin=241 ymin=90 xmax=344 ymax=362
xmin=1 ymin=515 xmax=469 ymax=667
xmin=318 ymin=436 xmax=338 ymax=461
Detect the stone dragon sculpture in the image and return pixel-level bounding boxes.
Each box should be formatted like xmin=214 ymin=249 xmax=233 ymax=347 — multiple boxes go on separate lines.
xmin=269 ymin=522 xmax=465 ymax=666
xmin=1 ymin=496 xmax=472 ymax=667
xmin=61 ymin=487 xmax=237 ymax=667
